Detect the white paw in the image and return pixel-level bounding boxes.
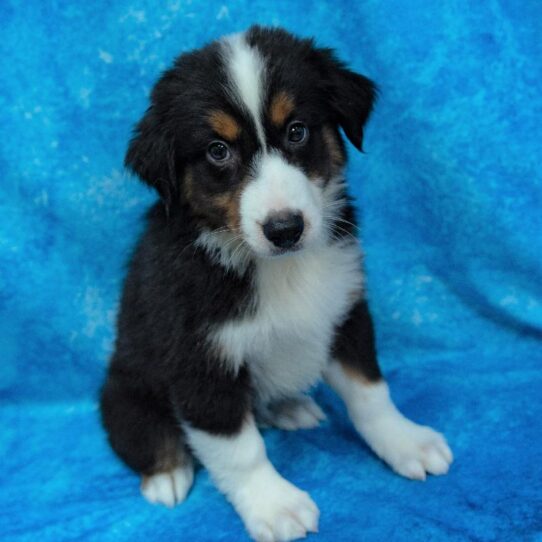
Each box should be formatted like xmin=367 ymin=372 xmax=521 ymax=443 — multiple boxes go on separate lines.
xmin=141 ymin=463 xmax=194 ymax=507
xmin=361 ymin=414 xmax=453 ymax=480
xmin=261 ymin=395 xmax=326 ymax=431
xmin=234 ymin=467 xmax=319 ymax=542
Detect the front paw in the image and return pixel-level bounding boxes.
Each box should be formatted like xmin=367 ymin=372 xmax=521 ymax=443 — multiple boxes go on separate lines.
xmin=361 ymin=414 xmax=453 ymax=480
xmin=234 ymin=466 xmax=319 ymax=542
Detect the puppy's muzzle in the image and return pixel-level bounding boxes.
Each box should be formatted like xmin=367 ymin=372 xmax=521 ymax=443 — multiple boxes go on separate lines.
xmin=262 ymin=211 xmax=304 ymax=249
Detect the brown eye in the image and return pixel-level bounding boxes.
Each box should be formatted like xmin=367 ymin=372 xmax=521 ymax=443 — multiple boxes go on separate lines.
xmin=287 ymin=121 xmax=308 ymax=144
xmin=207 ymin=141 xmax=231 ymax=163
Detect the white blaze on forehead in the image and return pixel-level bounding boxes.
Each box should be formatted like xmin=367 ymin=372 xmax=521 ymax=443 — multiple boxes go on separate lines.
xmin=222 ymin=32 xmax=266 ymax=146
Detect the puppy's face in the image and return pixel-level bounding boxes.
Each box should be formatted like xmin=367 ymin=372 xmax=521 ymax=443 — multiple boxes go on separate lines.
xmin=126 ymin=27 xmax=375 ymax=258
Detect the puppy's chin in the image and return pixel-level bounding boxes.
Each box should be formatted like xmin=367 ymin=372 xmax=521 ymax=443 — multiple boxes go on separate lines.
xmin=261 ymin=243 xmax=304 ymax=259
xmin=245 ymin=231 xmax=324 ymax=260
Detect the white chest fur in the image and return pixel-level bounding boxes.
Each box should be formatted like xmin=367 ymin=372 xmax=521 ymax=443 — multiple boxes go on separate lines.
xmin=212 ymin=241 xmax=364 ymax=403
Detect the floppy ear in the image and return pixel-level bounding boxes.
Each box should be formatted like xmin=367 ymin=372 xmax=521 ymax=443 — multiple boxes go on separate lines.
xmin=125 ymin=106 xmax=178 ymax=211
xmin=313 ymin=47 xmax=377 ymax=151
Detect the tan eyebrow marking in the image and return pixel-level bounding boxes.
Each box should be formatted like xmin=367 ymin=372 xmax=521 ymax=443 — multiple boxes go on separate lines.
xmin=208 ymin=110 xmax=241 ymax=141
xmin=269 ymin=91 xmax=295 ymax=127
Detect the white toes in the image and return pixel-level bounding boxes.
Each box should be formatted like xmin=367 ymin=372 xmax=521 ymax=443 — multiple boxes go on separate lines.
xmin=244 ymin=492 xmax=319 ymax=542
xmin=398 ymin=458 xmax=427 ymax=481
xmin=359 ymin=414 xmax=453 ymax=480
xmin=435 ymin=439 xmax=454 ymax=463
xmin=141 ymin=464 xmax=194 ymax=507
xmin=302 ymin=397 xmax=326 ymax=423
xmin=172 ymin=463 xmax=195 ymax=500
xmin=276 ymin=515 xmax=306 ymax=541
xmin=141 ymin=472 xmax=177 ymax=507
xmin=296 ymin=503 xmax=319 ymax=533
xmin=392 ymin=428 xmax=452 ymax=480
xmin=422 ymin=446 xmax=450 ymax=476
xmin=266 ymin=395 xmax=326 ymax=431
xmin=251 ymin=521 xmax=275 ymax=542
xmin=238 ymin=469 xmax=319 ymax=542
xmin=275 ymin=408 xmax=319 ymax=430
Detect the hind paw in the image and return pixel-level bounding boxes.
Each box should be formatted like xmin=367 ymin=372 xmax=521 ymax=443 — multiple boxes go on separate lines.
xmin=141 ymin=463 xmax=194 ymax=507
xmin=261 ymin=395 xmax=326 ymax=431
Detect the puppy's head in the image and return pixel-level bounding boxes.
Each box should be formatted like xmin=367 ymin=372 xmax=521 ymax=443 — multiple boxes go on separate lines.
xmin=126 ymin=26 xmax=376 ymax=259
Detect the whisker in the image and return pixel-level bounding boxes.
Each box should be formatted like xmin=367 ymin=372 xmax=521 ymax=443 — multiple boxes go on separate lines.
xmin=322 ymin=224 xmax=341 ymax=245
xmin=221 ymin=234 xmax=243 ymax=252
xmin=238 ymin=240 xmax=253 ymax=271
xmin=321 ymin=214 xmax=361 ymax=234
xmin=331 ymin=223 xmax=356 ymax=237
xmin=332 ymin=216 xmax=360 ymax=232
xmin=206 ymin=226 xmax=231 ymax=237
xmin=322 ymin=199 xmax=347 ymax=211
xmin=230 ymin=239 xmax=248 ymax=268
xmin=329 ymin=224 xmax=359 ymax=244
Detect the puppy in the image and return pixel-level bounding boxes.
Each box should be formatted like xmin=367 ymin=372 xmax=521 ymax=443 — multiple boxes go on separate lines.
xmin=100 ymin=26 xmax=452 ymax=542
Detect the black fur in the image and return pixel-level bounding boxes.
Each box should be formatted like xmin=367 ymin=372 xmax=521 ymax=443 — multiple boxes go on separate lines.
xmin=100 ymin=26 xmax=379 ymax=476
xmin=246 ymin=26 xmax=377 ymax=151
xmin=331 ymin=300 xmax=382 ymax=381
xmin=101 ymin=204 xmax=256 ymax=472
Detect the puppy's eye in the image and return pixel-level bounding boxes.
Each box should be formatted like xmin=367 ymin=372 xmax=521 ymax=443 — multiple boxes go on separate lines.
xmin=287 ymin=121 xmax=308 ymax=145
xmin=207 ymin=141 xmax=231 ymax=163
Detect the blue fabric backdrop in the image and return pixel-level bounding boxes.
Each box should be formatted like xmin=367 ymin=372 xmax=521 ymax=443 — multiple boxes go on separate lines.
xmin=1 ymin=1 xmax=541 ymax=540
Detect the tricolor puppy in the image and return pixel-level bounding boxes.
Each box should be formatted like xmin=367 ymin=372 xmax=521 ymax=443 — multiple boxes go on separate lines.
xmin=100 ymin=26 xmax=453 ymax=542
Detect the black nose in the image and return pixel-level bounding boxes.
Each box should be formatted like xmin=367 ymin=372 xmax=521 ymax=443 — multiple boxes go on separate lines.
xmin=262 ymin=211 xmax=304 ymax=249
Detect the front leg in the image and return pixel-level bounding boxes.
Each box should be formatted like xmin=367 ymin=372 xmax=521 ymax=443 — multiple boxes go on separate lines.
xmin=186 ymin=416 xmax=319 ymax=542
xmin=174 ymin=355 xmax=319 ymax=542
xmin=326 ymin=300 xmax=453 ymax=480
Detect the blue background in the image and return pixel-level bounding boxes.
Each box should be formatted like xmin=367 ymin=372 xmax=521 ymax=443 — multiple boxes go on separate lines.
xmin=1 ymin=1 xmax=541 ymax=540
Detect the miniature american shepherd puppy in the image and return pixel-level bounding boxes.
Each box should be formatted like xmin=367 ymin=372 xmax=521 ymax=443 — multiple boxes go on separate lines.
xmin=100 ymin=26 xmax=453 ymax=542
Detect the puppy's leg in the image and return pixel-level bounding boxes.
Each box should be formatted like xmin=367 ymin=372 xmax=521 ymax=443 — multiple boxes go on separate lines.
xmin=325 ymin=300 xmax=453 ymax=480
xmin=100 ymin=371 xmax=194 ymax=507
xmin=177 ymin=365 xmax=319 ymax=542
xmin=186 ymin=417 xmax=319 ymax=542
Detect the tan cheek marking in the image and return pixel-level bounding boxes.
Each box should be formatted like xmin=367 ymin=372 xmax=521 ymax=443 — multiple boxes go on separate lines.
xmin=270 ymin=91 xmax=295 ymax=127
xmin=211 ymin=176 xmax=250 ymax=233
xmin=322 ymin=125 xmax=345 ymax=166
xmin=307 ymin=125 xmax=345 ymax=183
xmin=184 ymin=166 xmax=249 ymax=233
xmin=212 ymin=193 xmax=241 ymax=232
xmin=184 ymin=168 xmax=217 ymax=221
xmin=208 ymin=110 xmax=241 ymax=141
xmin=184 ymin=169 xmax=194 ymax=202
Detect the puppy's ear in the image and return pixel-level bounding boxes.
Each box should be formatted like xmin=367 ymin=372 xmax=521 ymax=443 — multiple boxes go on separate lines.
xmin=313 ymin=47 xmax=377 ymax=151
xmin=125 ymin=106 xmax=178 ymax=211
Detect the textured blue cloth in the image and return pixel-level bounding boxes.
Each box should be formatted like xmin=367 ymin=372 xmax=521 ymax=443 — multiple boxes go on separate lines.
xmin=1 ymin=1 xmax=541 ymax=540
